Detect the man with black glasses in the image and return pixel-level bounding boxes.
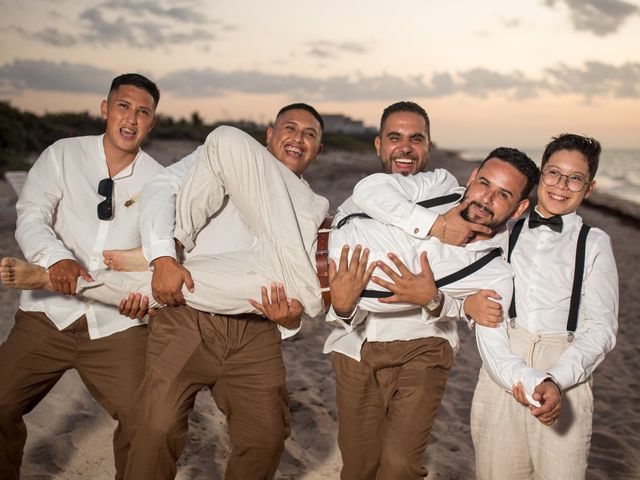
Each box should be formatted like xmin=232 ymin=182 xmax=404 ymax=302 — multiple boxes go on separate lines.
xmin=0 ymin=73 xmax=163 ymax=480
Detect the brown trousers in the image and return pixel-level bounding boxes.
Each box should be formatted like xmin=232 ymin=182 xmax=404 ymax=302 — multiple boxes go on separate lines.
xmin=332 ymin=337 xmax=453 ymax=480
xmin=124 ymin=305 xmax=289 ymax=480
xmin=0 ymin=310 xmax=148 ymax=480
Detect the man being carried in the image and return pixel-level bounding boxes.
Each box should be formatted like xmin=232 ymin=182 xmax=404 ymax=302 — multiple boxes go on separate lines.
xmin=2 ymin=104 xmax=328 ymax=479
xmin=129 ymin=104 xmax=328 ymax=480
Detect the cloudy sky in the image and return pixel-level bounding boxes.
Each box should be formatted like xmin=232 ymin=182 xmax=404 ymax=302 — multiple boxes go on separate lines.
xmin=1 ymin=0 xmax=639 ymax=149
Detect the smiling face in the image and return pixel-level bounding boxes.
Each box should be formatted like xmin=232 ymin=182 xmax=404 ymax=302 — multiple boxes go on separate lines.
xmin=462 ymin=158 xmax=530 ymax=237
xmin=537 ymin=149 xmax=594 ymax=218
xmin=265 ymin=108 xmax=323 ymax=177
xmin=101 ymin=84 xmax=156 ymax=158
xmin=375 ymin=111 xmax=430 ymax=176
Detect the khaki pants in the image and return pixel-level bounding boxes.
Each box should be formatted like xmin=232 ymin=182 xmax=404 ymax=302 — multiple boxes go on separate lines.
xmin=124 ymin=305 xmax=289 ymax=480
xmin=0 ymin=310 xmax=148 ymax=480
xmin=332 ymin=337 xmax=453 ymax=480
xmin=471 ymin=325 xmax=593 ymax=480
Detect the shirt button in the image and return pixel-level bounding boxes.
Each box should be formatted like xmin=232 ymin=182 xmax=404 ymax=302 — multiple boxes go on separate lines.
xmin=414 ymin=228 xmax=420 ymax=234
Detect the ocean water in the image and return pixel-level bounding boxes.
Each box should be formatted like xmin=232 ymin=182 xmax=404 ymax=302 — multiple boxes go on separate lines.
xmin=459 ymin=148 xmax=640 ymax=206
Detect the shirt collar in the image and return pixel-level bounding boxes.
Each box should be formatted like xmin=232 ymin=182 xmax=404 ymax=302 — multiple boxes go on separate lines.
xmin=532 ymin=205 xmax=579 ymax=232
xmin=98 ymin=134 xmax=141 ymax=181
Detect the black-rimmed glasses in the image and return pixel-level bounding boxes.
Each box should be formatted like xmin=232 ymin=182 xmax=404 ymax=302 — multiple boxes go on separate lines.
xmin=541 ymin=168 xmax=590 ymax=192
xmin=97 ymin=178 xmax=114 ymax=220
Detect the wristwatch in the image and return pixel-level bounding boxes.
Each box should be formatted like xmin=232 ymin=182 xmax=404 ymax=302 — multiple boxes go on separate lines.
xmin=422 ymin=290 xmax=443 ymax=313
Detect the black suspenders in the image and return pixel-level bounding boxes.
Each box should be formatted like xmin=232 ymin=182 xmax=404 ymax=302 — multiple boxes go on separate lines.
xmin=508 ymin=218 xmax=591 ymax=335
xmin=343 ymin=191 xmax=501 ymax=299
xmin=361 ymin=248 xmax=503 ymax=298
xmin=567 ymin=224 xmax=592 ymax=333
xmin=507 ymin=219 xmax=526 ymax=319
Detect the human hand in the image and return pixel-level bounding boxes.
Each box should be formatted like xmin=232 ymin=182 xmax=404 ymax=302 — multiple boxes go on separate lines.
xmin=372 ymin=251 xmax=437 ymax=307
xmin=118 ymin=292 xmax=157 ymax=320
xmin=328 ymin=245 xmax=376 ymax=317
xmin=430 ymin=200 xmax=493 ymax=246
xmin=48 ymin=259 xmax=93 ymax=295
xmin=530 ymin=381 xmax=562 ymax=426
xmin=511 ymin=383 xmax=529 ymax=406
xmin=464 ymin=290 xmax=503 ymax=327
xmin=249 ymin=283 xmax=303 ymax=329
xmin=151 ymin=256 xmax=194 ymax=306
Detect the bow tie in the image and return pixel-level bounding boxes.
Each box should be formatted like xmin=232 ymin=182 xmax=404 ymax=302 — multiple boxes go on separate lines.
xmin=528 ymin=210 xmax=563 ymax=233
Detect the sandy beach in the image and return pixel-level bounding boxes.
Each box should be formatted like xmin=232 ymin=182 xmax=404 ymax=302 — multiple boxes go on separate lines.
xmin=1 ymin=140 xmax=638 ymax=479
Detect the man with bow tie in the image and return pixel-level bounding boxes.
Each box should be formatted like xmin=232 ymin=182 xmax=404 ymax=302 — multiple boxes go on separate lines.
xmin=465 ymin=133 xmax=619 ymax=480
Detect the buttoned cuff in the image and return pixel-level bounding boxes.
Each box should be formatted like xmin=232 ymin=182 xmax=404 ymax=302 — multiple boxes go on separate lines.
xmin=522 ymin=370 xmax=550 ymax=407
xmin=398 ymin=207 xmax=439 ymax=239
xmin=143 ymin=239 xmax=178 ymax=264
xmin=326 ymin=305 xmax=367 ymax=331
xmin=45 ymin=250 xmax=77 ymax=270
xmin=546 ymin=365 xmax=572 ymax=391
xmin=278 ymin=320 xmax=303 ymax=340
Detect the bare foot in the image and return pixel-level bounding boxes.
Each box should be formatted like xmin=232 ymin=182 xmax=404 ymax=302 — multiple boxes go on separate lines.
xmin=0 ymin=257 xmax=53 ymax=290
xmin=103 ymin=247 xmax=148 ymax=272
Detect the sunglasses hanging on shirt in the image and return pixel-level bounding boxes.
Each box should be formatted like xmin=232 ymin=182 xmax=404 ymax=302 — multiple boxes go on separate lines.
xmin=97 ymin=178 xmax=114 ymax=220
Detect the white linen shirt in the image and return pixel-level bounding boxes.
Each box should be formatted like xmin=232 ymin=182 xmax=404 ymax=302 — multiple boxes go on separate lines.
xmin=16 ymin=135 xmax=163 ymax=339
xmin=138 ymin=146 xmax=300 ymax=339
xmin=478 ymin=209 xmax=618 ymax=392
xmin=323 ymin=169 xmax=515 ymax=361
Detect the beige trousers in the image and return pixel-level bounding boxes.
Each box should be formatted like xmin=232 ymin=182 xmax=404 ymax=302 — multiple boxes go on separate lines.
xmin=332 ymin=337 xmax=453 ymax=480
xmin=79 ymin=125 xmax=329 ymax=317
xmin=471 ymin=325 xmax=593 ymax=480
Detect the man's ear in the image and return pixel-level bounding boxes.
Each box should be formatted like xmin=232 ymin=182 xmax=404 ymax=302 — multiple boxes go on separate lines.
xmin=466 ymin=168 xmax=479 ymax=187
xmin=511 ymin=198 xmax=530 ymax=220
xmin=374 ymin=136 xmax=381 ymax=155
xmin=584 ymin=180 xmax=596 ymax=199
xmin=317 ymin=143 xmax=324 ymax=156
xmin=266 ymin=126 xmax=273 ymax=145
xmin=100 ymin=99 xmax=108 ymax=119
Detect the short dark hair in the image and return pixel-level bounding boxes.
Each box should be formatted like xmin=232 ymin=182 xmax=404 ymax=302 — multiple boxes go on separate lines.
xmin=276 ymin=103 xmax=324 ymax=131
xmin=541 ymin=133 xmax=601 ymax=181
xmin=109 ymin=73 xmax=160 ymax=107
xmin=379 ymin=101 xmax=430 ymax=140
xmin=480 ymin=147 xmax=540 ymax=200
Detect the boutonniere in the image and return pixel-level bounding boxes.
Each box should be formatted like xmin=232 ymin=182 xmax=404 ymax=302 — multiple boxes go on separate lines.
xmin=124 ymin=193 xmax=140 ymax=207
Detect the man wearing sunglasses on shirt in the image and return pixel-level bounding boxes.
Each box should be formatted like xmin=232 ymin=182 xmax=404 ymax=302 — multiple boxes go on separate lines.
xmin=0 ymin=73 xmax=163 ymax=480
